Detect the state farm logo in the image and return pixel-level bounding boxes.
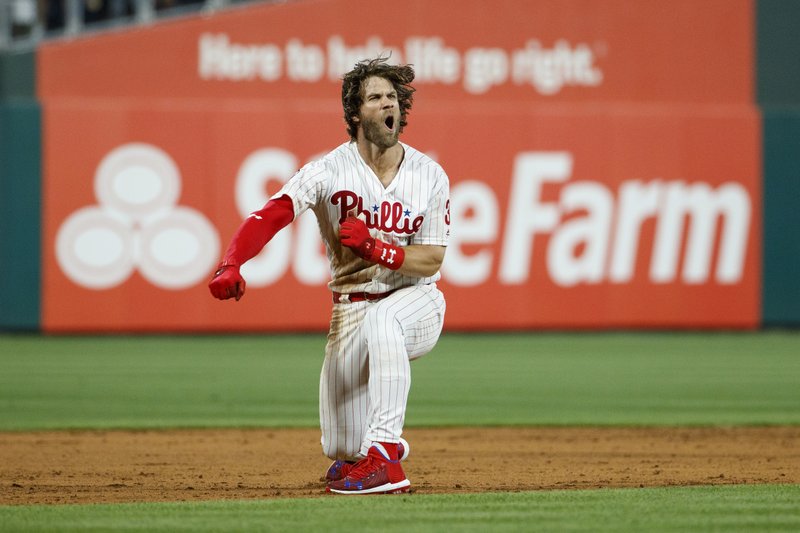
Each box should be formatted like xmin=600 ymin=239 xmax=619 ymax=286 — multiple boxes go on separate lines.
xmin=443 ymin=152 xmax=753 ymax=287
xmin=56 ymin=143 xmax=220 ymax=290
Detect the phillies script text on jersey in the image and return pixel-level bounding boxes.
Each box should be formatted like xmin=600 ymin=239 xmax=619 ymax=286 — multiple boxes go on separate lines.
xmin=331 ymin=190 xmax=424 ymax=234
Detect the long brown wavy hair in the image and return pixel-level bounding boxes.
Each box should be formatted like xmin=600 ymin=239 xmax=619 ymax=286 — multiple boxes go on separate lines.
xmin=341 ymin=56 xmax=416 ymax=141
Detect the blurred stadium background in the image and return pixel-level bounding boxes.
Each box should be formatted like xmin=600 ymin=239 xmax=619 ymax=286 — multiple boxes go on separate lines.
xmin=2 ymin=0 xmax=798 ymax=333
xmin=1 ymin=0 xmax=254 ymax=45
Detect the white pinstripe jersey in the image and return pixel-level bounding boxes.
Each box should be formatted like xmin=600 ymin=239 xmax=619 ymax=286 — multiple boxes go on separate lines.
xmin=273 ymin=141 xmax=450 ymax=294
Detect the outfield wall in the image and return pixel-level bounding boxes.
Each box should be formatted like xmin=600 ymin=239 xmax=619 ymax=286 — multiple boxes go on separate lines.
xmin=0 ymin=51 xmax=40 ymax=330
xmin=0 ymin=0 xmax=797 ymax=331
xmin=758 ymin=0 xmax=800 ymax=326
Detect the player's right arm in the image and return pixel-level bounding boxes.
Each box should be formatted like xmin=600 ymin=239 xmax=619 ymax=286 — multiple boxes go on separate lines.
xmin=210 ymin=155 xmax=329 ymax=301
xmin=208 ymin=195 xmax=295 ymax=301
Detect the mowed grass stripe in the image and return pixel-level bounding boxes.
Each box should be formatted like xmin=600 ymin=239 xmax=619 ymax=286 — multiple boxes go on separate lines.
xmin=0 ymin=332 xmax=798 ymax=430
xmin=0 ymin=484 xmax=798 ymax=532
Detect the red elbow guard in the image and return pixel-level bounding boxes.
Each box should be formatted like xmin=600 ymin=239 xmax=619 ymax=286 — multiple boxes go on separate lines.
xmin=220 ymin=195 xmax=294 ymax=267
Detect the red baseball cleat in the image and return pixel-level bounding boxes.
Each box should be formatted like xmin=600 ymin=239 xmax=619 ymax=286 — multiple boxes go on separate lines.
xmin=324 ymin=437 xmax=408 ymax=483
xmin=326 ymin=442 xmax=410 ymax=495
xmin=323 ymin=459 xmax=355 ymax=483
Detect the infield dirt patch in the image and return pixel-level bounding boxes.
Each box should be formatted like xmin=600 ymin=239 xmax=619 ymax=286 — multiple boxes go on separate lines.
xmin=1 ymin=427 xmax=798 ymax=505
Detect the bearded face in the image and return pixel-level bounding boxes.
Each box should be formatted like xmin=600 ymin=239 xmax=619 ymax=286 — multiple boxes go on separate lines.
xmin=361 ymin=111 xmax=400 ymax=149
xmin=356 ymin=76 xmax=402 ymax=149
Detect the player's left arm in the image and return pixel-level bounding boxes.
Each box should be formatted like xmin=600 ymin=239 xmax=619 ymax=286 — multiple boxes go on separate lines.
xmin=398 ymin=171 xmax=450 ymax=277
xmin=338 ymin=219 xmax=446 ymax=277
xmin=339 ymin=173 xmax=450 ymax=277
xmin=394 ymin=244 xmax=446 ymax=277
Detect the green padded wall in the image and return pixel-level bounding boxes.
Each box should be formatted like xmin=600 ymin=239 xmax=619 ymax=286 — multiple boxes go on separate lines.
xmin=0 ymin=51 xmax=40 ymax=330
xmin=758 ymin=0 xmax=800 ymax=325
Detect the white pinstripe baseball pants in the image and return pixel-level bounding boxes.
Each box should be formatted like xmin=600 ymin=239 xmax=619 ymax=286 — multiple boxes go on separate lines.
xmin=319 ymin=283 xmax=446 ymax=460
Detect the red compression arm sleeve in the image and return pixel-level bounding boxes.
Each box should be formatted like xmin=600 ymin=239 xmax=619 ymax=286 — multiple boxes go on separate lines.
xmin=220 ymin=195 xmax=295 ymax=266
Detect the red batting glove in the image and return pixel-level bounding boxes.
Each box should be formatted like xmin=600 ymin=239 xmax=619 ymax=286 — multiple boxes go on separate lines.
xmin=339 ymin=217 xmax=405 ymax=270
xmin=208 ymin=264 xmax=246 ymax=301
xmin=339 ymin=216 xmax=375 ymax=259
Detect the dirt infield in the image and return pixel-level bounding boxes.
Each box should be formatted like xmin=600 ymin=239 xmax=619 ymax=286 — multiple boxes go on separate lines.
xmin=2 ymin=427 xmax=798 ymax=505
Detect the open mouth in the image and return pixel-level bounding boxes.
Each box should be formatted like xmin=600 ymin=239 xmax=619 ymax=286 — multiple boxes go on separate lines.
xmin=384 ymin=115 xmax=395 ymax=131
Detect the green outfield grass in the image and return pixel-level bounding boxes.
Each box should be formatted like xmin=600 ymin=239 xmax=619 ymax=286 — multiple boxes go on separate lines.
xmin=1 ymin=331 xmax=798 ymax=532
xmin=1 ymin=484 xmax=798 ymax=532
xmin=0 ymin=331 xmax=798 ymax=430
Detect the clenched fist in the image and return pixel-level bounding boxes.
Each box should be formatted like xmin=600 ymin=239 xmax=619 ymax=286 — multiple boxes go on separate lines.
xmin=208 ymin=264 xmax=246 ymax=301
xmin=339 ymin=216 xmax=404 ymax=270
xmin=339 ymin=216 xmax=375 ymax=259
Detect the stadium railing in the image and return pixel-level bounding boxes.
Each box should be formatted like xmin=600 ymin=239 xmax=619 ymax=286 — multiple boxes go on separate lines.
xmin=0 ymin=0 xmax=269 ymax=51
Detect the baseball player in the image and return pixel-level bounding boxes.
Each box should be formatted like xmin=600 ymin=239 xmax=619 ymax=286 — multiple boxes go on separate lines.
xmin=209 ymin=57 xmax=450 ymax=495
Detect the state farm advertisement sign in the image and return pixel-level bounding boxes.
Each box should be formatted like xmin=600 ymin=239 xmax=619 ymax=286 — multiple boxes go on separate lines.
xmin=38 ymin=0 xmax=760 ymax=331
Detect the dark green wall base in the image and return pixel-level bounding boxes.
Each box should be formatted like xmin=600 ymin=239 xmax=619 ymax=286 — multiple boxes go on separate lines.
xmin=0 ymin=102 xmax=41 ymax=329
xmin=758 ymin=1 xmax=800 ymax=325
xmin=762 ymin=110 xmax=800 ymax=324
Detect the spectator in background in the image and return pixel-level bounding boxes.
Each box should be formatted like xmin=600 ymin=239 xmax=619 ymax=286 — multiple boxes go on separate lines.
xmin=10 ymin=0 xmax=39 ymax=37
xmin=39 ymin=0 xmax=123 ymax=31
xmin=156 ymin=0 xmax=204 ymax=8
xmin=84 ymin=0 xmax=110 ymax=24
xmin=38 ymin=0 xmax=207 ymax=33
